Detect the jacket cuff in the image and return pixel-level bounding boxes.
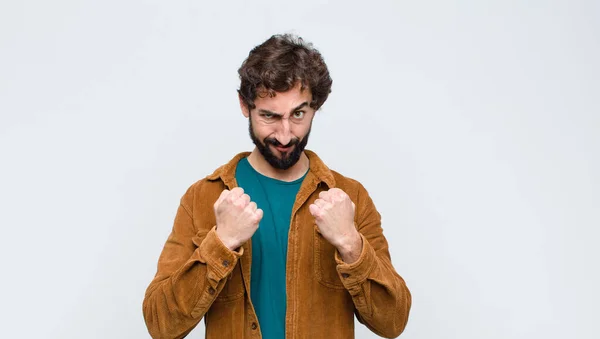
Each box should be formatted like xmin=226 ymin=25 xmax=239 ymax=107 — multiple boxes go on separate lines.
xmin=199 ymin=226 xmax=243 ymax=282
xmin=335 ymin=233 xmax=376 ymax=287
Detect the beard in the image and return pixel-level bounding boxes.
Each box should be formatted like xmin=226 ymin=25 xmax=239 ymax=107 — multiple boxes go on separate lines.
xmin=248 ymin=118 xmax=310 ymax=170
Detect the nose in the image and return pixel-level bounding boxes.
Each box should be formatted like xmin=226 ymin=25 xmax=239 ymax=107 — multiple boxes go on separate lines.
xmin=275 ymin=118 xmax=292 ymax=146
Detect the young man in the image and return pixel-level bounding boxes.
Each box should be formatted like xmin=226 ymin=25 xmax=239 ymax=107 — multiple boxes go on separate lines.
xmin=143 ymin=34 xmax=411 ymax=339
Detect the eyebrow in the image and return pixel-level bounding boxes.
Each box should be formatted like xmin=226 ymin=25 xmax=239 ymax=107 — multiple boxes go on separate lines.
xmin=257 ymin=102 xmax=309 ymax=117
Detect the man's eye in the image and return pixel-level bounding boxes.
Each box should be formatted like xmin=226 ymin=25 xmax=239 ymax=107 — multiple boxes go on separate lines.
xmin=293 ymin=111 xmax=305 ymax=119
xmin=263 ymin=113 xmax=274 ymax=119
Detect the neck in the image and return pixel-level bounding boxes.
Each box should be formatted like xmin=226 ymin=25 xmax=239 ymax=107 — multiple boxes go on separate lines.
xmin=247 ymin=148 xmax=309 ymax=182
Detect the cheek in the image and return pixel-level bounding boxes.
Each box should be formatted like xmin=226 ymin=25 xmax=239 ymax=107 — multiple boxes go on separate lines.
xmin=258 ymin=127 xmax=277 ymax=141
xmin=250 ymin=119 xmax=267 ymax=137
xmin=292 ymin=122 xmax=311 ymax=137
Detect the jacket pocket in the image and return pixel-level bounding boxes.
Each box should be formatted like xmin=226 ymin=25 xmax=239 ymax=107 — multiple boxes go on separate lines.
xmin=313 ymin=224 xmax=346 ymax=289
xmin=205 ymin=295 xmax=247 ymax=338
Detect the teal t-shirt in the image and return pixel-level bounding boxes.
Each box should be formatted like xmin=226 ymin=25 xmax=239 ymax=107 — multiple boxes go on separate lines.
xmin=235 ymin=157 xmax=306 ymax=339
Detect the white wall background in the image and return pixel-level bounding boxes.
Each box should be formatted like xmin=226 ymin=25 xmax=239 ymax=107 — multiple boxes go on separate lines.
xmin=1 ymin=0 xmax=598 ymax=338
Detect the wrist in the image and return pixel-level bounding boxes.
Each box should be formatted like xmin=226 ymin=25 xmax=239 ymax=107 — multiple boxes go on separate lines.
xmin=215 ymin=227 xmax=239 ymax=251
xmin=337 ymin=230 xmax=362 ymax=263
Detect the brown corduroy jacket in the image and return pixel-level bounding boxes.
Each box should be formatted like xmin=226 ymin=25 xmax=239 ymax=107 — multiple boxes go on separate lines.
xmin=143 ymin=150 xmax=411 ymax=339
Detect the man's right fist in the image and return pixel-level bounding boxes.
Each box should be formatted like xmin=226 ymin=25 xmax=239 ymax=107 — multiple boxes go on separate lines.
xmin=214 ymin=187 xmax=263 ymax=251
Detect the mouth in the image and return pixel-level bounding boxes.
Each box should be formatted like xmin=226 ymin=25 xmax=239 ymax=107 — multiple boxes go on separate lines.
xmin=272 ymin=144 xmax=293 ymax=153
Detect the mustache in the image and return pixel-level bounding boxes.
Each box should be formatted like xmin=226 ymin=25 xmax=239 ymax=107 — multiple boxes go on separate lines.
xmin=264 ymin=138 xmax=300 ymax=148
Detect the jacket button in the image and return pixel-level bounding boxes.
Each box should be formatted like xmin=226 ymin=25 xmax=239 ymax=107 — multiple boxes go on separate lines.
xmin=341 ymin=273 xmax=350 ymax=278
xmin=251 ymin=322 xmax=258 ymax=330
xmin=208 ymin=287 xmax=215 ymax=295
xmin=222 ymin=260 xmax=230 ymax=267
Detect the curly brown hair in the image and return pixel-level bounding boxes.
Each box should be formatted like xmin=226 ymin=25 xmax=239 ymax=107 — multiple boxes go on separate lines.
xmin=237 ymin=34 xmax=333 ymax=111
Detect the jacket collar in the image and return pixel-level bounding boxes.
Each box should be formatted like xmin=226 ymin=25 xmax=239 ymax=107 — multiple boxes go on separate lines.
xmin=206 ymin=149 xmax=336 ymax=189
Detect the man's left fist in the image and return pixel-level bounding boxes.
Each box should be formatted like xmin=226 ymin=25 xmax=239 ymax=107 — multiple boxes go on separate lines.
xmin=309 ymin=188 xmax=359 ymax=249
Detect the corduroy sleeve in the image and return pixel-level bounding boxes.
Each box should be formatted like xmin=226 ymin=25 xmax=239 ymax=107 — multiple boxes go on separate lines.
xmin=142 ymin=186 xmax=243 ymax=339
xmin=334 ymin=183 xmax=412 ymax=338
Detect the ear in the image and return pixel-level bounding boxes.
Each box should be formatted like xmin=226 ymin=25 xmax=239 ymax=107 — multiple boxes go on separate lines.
xmin=238 ymin=93 xmax=250 ymax=118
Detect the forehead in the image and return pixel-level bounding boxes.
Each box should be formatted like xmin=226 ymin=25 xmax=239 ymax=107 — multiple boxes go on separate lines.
xmin=254 ymin=83 xmax=313 ymax=113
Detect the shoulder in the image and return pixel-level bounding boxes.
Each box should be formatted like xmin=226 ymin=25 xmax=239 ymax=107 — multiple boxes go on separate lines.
xmin=179 ymin=153 xmax=248 ymax=211
xmin=305 ymin=149 xmax=370 ymax=198
xmin=178 ymin=177 xmax=223 ymax=213
xmin=325 ymin=168 xmax=382 ymax=227
xmin=329 ymin=169 xmax=370 ymax=199
xmin=183 ymin=151 xmax=251 ymax=197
